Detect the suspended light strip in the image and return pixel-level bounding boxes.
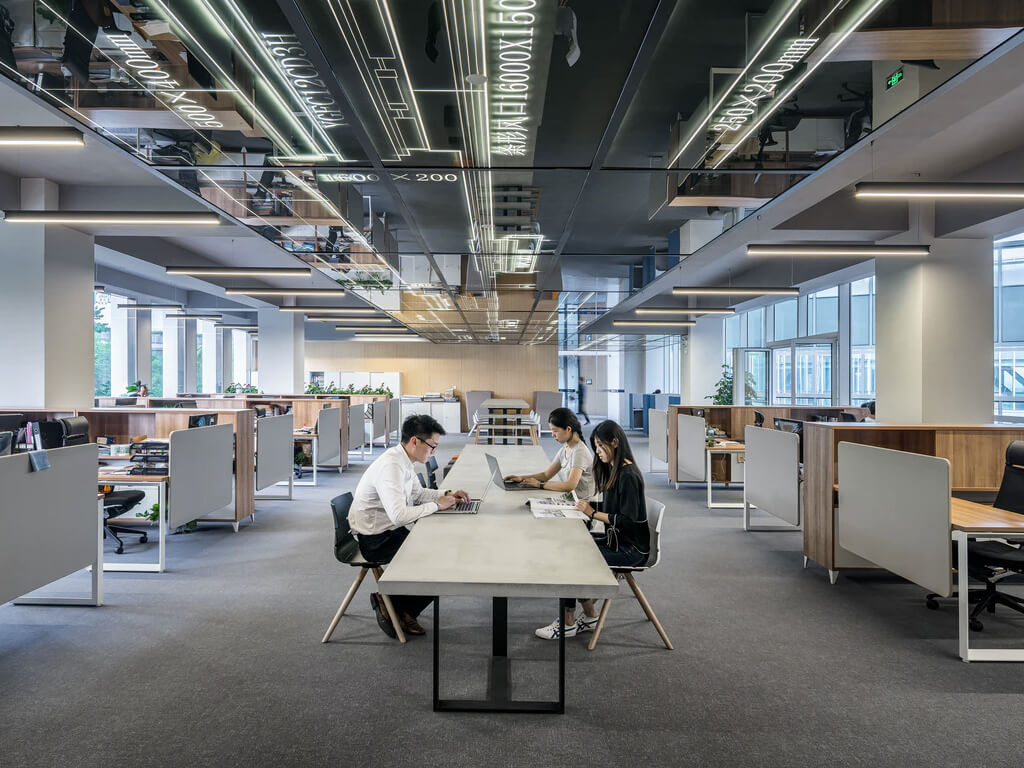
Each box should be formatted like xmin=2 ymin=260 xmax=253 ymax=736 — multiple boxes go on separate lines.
xmin=167 ymin=313 xmax=223 ymax=320
xmin=278 ymin=306 xmax=375 ymax=313
xmin=117 ymin=303 xmax=184 ymax=310
xmin=636 ymin=308 xmax=735 ymax=316
xmin=613 ymin=320 xmax=696 ymax=327
xmin=0 ymin=126 xmax=84 ymax=146
xmin=335 ymin=325 xmax=407 ymax=332
xmin=216 ymin=324 xmax=257 ymax=330
xmin=224 ymin=288 xmax=345 ymax=296
xmin=672 ymin=287 xmax=799 ymax=297
xmin=352 ymin=334 xmax=427 ymax=342
xmin=2 ymin=211 xmax=221 ymax=225
xmin=855 ymin=182 xmax=1024 ymax=200
xmin=747 ymin=244 xmax=929 ymax=257
xmin=318 ymin=316 xmax=392 ymax=323
xmin=166 ymin=266 xmax=312 ymax=277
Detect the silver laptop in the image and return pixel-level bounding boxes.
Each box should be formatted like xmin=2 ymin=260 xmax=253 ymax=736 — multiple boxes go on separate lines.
xmin=485 ymin=453 xmax=534 ymax=491
xmin=435 ymin=466 xmax=499 ymax=514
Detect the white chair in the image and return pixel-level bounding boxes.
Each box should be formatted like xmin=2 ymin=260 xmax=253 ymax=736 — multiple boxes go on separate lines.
xmin=588 ymin=497 xmax=673 ymax=651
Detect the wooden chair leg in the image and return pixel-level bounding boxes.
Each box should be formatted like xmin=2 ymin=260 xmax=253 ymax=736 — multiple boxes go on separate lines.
xmin=372 ymin=567 xmax=407 ymax=644
xmin=624 ymin=572 xmax=673 ymax=650
xmin=322 ymin=567 xmax=368 ymax=643
xmin=587 ymin=598 xmax=613 ymax=651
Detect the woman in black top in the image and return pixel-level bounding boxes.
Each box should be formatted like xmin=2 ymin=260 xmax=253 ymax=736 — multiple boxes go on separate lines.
xmin=535 ymin=420 xmax=650 ymax=640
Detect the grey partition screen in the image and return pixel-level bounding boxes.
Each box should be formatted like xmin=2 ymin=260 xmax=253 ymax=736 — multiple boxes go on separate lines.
xmin=649 ymin=409 xmax=668 ymax=463
xmin=372 ymin=401 xmax=386 ymax=441
xmin=256 ymin=414 xmax=294 ymax=490
xmin=0 ymin=444 xmax=98 ymax=605
xmin=743 ymin=426 xmax=800 ymax=526
xmin=349 ymin=403 xmax=365 ymax=450
xmin=676 ymin=414 xmax=706 ymax=482
xmin=838 ymin=443 xmax=952 ymax=597
xmin=316 ymin=407 xmax=341 ymax=464
xmin=389 ymin=398 xmax=400 ymax=439
xmin=168 ymin=424 xmax=234 ymax=529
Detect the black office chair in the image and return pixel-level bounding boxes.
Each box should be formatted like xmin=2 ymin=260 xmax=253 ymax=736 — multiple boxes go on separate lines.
xmin=321 ymin=493 xmax=407 ymax=644
xmin=753 ymin=410 xmax=765 ymax=428
xmin=693 ymin=408 xmax=705 ymax=418
xmin=59 ymin=416 xmax=90 ymax=446
xmin=839 ymin=412 xmax=858 ymax=422
xmin=417 ymin=471 xmax=427 ymax=488
xmin=927 ymin=441 xmax=1024 ymax=630
xmin=425 ymin=455 xmax=440 ymax=490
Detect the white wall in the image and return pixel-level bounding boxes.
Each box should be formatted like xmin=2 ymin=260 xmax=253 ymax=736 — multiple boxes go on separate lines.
xmin=258 ymin=310 xmax=305 ymax=392
xmin=682 ymin=315 xmax=724 ymax=404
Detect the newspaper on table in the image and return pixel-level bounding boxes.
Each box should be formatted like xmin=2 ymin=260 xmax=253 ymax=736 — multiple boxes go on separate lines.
xmin=528 ymin=491 xmax=587 ymax=519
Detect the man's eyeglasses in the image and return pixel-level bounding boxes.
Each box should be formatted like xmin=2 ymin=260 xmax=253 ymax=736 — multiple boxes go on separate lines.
xmin=417 ymin=436 xmax=439 ymax=452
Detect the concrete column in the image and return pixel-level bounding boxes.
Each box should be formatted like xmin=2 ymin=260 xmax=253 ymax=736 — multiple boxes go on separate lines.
xmin=182 ymin=319 xmax=198 ymax=393
xmin=0 ymin=181 xmax=94 ymax=408
xmin=217 ymin=328 xmax=232 ymax=392
xmin=681 ymin=315 xmax=725 ymax=404
xmin=163 ymin=317 xmax=180 ymax=396
xmin=258 ymin=310 xmax=304 ymax=393
xmin=136 ymin=309 xmax=152 ymax=390
xmin=875 ymin=233 xmax=992 ymax=423
xmin=199 ymin=323 xmax=216 ymax=393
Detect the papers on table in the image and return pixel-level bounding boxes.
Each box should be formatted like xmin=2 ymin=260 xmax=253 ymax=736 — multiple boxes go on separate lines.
xmin=528 ymin=494 xmax=587 ymax=520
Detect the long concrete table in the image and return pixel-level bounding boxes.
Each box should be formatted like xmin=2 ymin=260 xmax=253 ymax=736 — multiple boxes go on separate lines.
xmin=379 ymin=444 xmax=618 ymax=713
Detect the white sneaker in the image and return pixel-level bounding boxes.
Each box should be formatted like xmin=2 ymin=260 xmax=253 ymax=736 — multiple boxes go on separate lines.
xmin=534 ymin=617 xmax=580 ymax=640
xmin=576 ymin=614 xmax=599 ymax=633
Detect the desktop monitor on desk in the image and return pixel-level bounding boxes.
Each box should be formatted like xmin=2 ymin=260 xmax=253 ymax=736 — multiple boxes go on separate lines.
xmin=188 ymin=414 xmax=218 ymax=428
xmin=0 ymin=413 xmax=24 ymax=435
xmin=253 ymin=406 xmax=268 ymax=419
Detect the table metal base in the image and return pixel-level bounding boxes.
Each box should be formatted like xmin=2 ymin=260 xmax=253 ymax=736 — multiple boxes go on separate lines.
xmin=432 ymin=597 xmax=565 ymax=713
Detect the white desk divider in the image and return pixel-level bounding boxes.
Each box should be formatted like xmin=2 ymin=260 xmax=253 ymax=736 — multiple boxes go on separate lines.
xmin=349 ymin=402 xmax=366 ymax=459
xmin=372 ymin=401 xmax=386 ymax=446
xmin=743 ymin=426 xmax=801 ymax=532
xmin=316 ymin=407 xmax=342 ymax=465
xmin=675 ymin=414 xmax=706 ymax=486
xmin=837 ymin=442 xmax=952 ymax=598
xmin=649 ymin=408 xmax=668 ymax=474
xmin=169 ymin=424 xmax=234 ymax=531
xmin=388 ymin=398 xmax=401 ymax=445
xmin=2 ymin=444 xmax=102 ymax=607
xmin=256 ymin=413 xmax=294 ymax=500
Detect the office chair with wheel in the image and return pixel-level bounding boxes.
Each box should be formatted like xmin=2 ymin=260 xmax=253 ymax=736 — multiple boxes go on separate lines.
xmin=425 ymin=455 xmax=440 ymax=490
xmin=839 ymin=412 xmax=858 ymax=422
xmin=753 ymin=410 xmax=765 ymax=428
xmin=926 ymin=440 xmax=1024 ymax=631
xmin=588 ymin=498 xmax=673 ymax=651
xmin=321 ymin=493 xmax=407 ymax=644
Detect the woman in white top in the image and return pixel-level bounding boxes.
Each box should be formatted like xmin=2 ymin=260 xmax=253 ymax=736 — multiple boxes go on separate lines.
xmin=504 ymin=407 xmax=595 ymax=499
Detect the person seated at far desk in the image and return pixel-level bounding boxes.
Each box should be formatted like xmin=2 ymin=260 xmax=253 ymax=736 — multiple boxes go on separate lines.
xmin=504 ymin=407 xmax=595 ymax=499
xmin=535 ymin=420 xmax=650 ymax=640
xmin=349 ymin=414 xmax=469 ymax=639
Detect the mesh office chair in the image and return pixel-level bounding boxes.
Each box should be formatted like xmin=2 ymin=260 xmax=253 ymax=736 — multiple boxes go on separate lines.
xmin=839 ymin=412 xmax=858 ymax=422
xmin=321 ymin=493 xmax=407 ymax=644
xmin=588 ymin=498 xmax=673 ymax=651
xmin=425 ymin=455 xmax=440 ymax=490
xmin=927 ymin=441 xmax=1024 ymax=631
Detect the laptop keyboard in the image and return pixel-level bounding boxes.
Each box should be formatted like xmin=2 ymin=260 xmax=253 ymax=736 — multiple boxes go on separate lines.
xmin=452 ymin=500 xmax=480 ymax=513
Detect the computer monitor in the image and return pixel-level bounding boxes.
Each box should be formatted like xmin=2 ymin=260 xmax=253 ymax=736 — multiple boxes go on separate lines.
xmin=188 ymin=413 xmax=218 ymax=428
xmin=115 ymin=397 xmax=138 ymax=406
xmin=253 ymin=407 xmax=267 ymax=419
xmin=0 ymin=413 xmax=24 ymax=434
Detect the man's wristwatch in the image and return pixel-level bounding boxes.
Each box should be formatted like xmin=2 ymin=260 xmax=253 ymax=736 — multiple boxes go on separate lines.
xmin=539 ymin=481 xmax=545 ymax=490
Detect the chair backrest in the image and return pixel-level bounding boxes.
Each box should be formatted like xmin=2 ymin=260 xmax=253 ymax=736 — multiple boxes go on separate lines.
xmin=0 ymin=431 xmax=12 ymax=456
xmin=994 ymin=441 xmax=1024 ymax=516
xmin=692 ymin=408 xmax=704 ymax=418
xmin=839 ymin=411 xmax=857 ymax=422
xmin=643 ymin=497 xmax=666 ymax=569
xmin=753 ymin=410 xmax=765 ymax=427
xmin=60 ymin=416 xmax=91 ymax=447
xmin=465 ymin=390 xmax=493 ymax=425
xmin=425 ymin=455 xmax=440 ymax=489
xmin=417 ymin=471 xmax=427 ymax=488
xmin=330 ymin=493 xmax=361 ymax=564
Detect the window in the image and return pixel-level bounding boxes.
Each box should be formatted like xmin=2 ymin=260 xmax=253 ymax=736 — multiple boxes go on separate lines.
xmin=94 ymin=292 xmax=112 ymax=396
xmin=850 ymin=277 xmax=876 ymax=403
xmin=746 ymin=307 xmax=764 ymax=347
xmin=774 ymin=299 xmax=797 ymax=340
xmin=808 ymin=286 xmax=839 ymax=335
xmin=995 ymin=242 xmax=1024 ymax=415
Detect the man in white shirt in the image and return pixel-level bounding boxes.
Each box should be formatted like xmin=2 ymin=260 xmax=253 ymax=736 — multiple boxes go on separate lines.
xmin=350 ymin=414 xmax=468 ymax=638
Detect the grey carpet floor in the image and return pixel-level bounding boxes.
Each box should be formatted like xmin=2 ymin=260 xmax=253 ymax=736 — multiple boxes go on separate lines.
xmin=3 ymin=435 xmax=1024 ymax=768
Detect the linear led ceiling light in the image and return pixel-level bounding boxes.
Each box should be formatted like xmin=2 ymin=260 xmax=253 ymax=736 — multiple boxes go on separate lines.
xmin=0 ymin=126 xmax=85 ymax=146
xmin=335 ymin=325 xmax=407 ymax=331
xmin=352 ymin=334 xmax=427 ymax=342
xmin=1 ymin=211 xmax=221 ymax=225
xmin=855 ymin=182 xmax=1024 ymax=200
xmin=216 ymin=324 xmax=257 ymax=330
xmin=278 ymin=306 xmax=376 ymax=313
xmin=613 ymin=320 xmax=696 ymax=328
xmin=166 ymin=266 xmax=312 ymax=277
xmin=167 ymin=313 xmax=223 ymax=320
xmin=672 ymin=286 xmax=799 ymax=297
xmin=223 ymin=288 xmax=344 ymax=296
xmin=747 ymin=244 xmax=929 ymax=257
xmin=636 ymin=308 xmax=735 ymax=316
xmin=117 ymin=303 xmax=184 ymax=311
xmin=319 ymin=316 xmax=392 ymax=323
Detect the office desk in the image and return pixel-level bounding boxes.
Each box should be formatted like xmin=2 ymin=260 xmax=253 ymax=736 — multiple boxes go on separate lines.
xmin=706 ymin=440 xmax=745 ymax=509
xmin=379 ymin=444 xmax=618 ymax=713
xmin=951 ymin=498 xmax=1024 ymax=662
xmin=98 ymin=472 xmax=168 ymax=573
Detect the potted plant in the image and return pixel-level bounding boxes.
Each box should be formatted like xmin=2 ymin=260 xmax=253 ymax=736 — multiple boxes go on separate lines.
xmin=706 ymin=364 xmax=758 ymax=405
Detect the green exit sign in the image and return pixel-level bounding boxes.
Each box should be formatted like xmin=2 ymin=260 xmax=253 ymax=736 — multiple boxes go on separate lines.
xmin=886 ymin=67 xmax=904 ymax=90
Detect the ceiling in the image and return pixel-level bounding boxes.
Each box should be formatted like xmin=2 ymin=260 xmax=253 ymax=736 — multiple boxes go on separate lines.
xmin=0 ymin=0 xmax=1022 ymax=345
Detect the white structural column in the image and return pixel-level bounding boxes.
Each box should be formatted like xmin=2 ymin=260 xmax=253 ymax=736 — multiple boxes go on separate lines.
xmin=258 ymin=309 xmax=304 ymax=393
xmin=182 ymin=319 xmax=198 ymax=394
xmin=136 ymin=309 xmax=152 ymax=390
xmin=217 ymin=328 xmax=232 ymax=392
xmin=0 ymin=179 xmax=94 ymax=408
xmin=682 ymin=314 xmax=725 ymax=404
xmin=163 ymin=316 xmax=180 ymax=396
xmin=875 ymin=234 xmax=993 ymax=423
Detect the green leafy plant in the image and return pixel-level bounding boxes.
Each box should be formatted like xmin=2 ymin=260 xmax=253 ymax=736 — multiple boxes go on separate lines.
xmin=226 ymin=382 xmax=259 ymax=394
xmin=706 ymin=364 xmax=757 ymax=405
xmin=137 ymin=502 xmax=197 ymax=533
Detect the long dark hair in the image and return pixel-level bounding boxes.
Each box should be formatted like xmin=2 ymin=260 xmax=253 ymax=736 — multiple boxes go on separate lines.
xmin=547 ymin=407 xmax=583 ymax=441
xmin=590 ymin=420 xmax=637 ymax=491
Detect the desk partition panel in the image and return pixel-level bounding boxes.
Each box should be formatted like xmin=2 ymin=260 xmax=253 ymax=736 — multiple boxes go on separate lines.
xmin=837 ymin=443 xmax=952 ymax=597
xmin=649 ymin=409 xmax=668 ymax=464
xmin=371 ymin=401 xmax=386 ymax=442
xmin=316 ymin=408 xmax=342 ymax=464
xmin=388 ymin=398 xmax=400 ymax=441
xmin=0 ymin=444 xmax=99 ymax=605
xmin=744 ymin=426 xmax=801 ymax=526
xmin=676 ymin=414 xmax=707 ymax=482
xmin=349 ymin=403 xmax=365 ymax=450
xmin=168 ymin=424 xmax=234 ymax=529
xmin=255 ymin=414 xmax=293 ymax=491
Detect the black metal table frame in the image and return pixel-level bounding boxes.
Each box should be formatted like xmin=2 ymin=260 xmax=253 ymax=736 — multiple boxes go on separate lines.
xmin=432 ymin=596 xmax=565 ymax=713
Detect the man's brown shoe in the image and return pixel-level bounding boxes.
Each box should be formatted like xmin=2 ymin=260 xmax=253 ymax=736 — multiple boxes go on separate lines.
xmin=400 ymin=613 xmax=426 ymax=635
xmin=369 ymin=593 xmax=397 ymax=639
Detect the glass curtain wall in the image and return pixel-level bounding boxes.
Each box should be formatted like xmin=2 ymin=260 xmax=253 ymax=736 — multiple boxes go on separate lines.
xmin=94 ymin=291 xmax=112 ymax=396
xmin=994 ymin=241 xmax=1024 ymax=415
xmin=850 ymin=277 xmax=876 ymax=404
